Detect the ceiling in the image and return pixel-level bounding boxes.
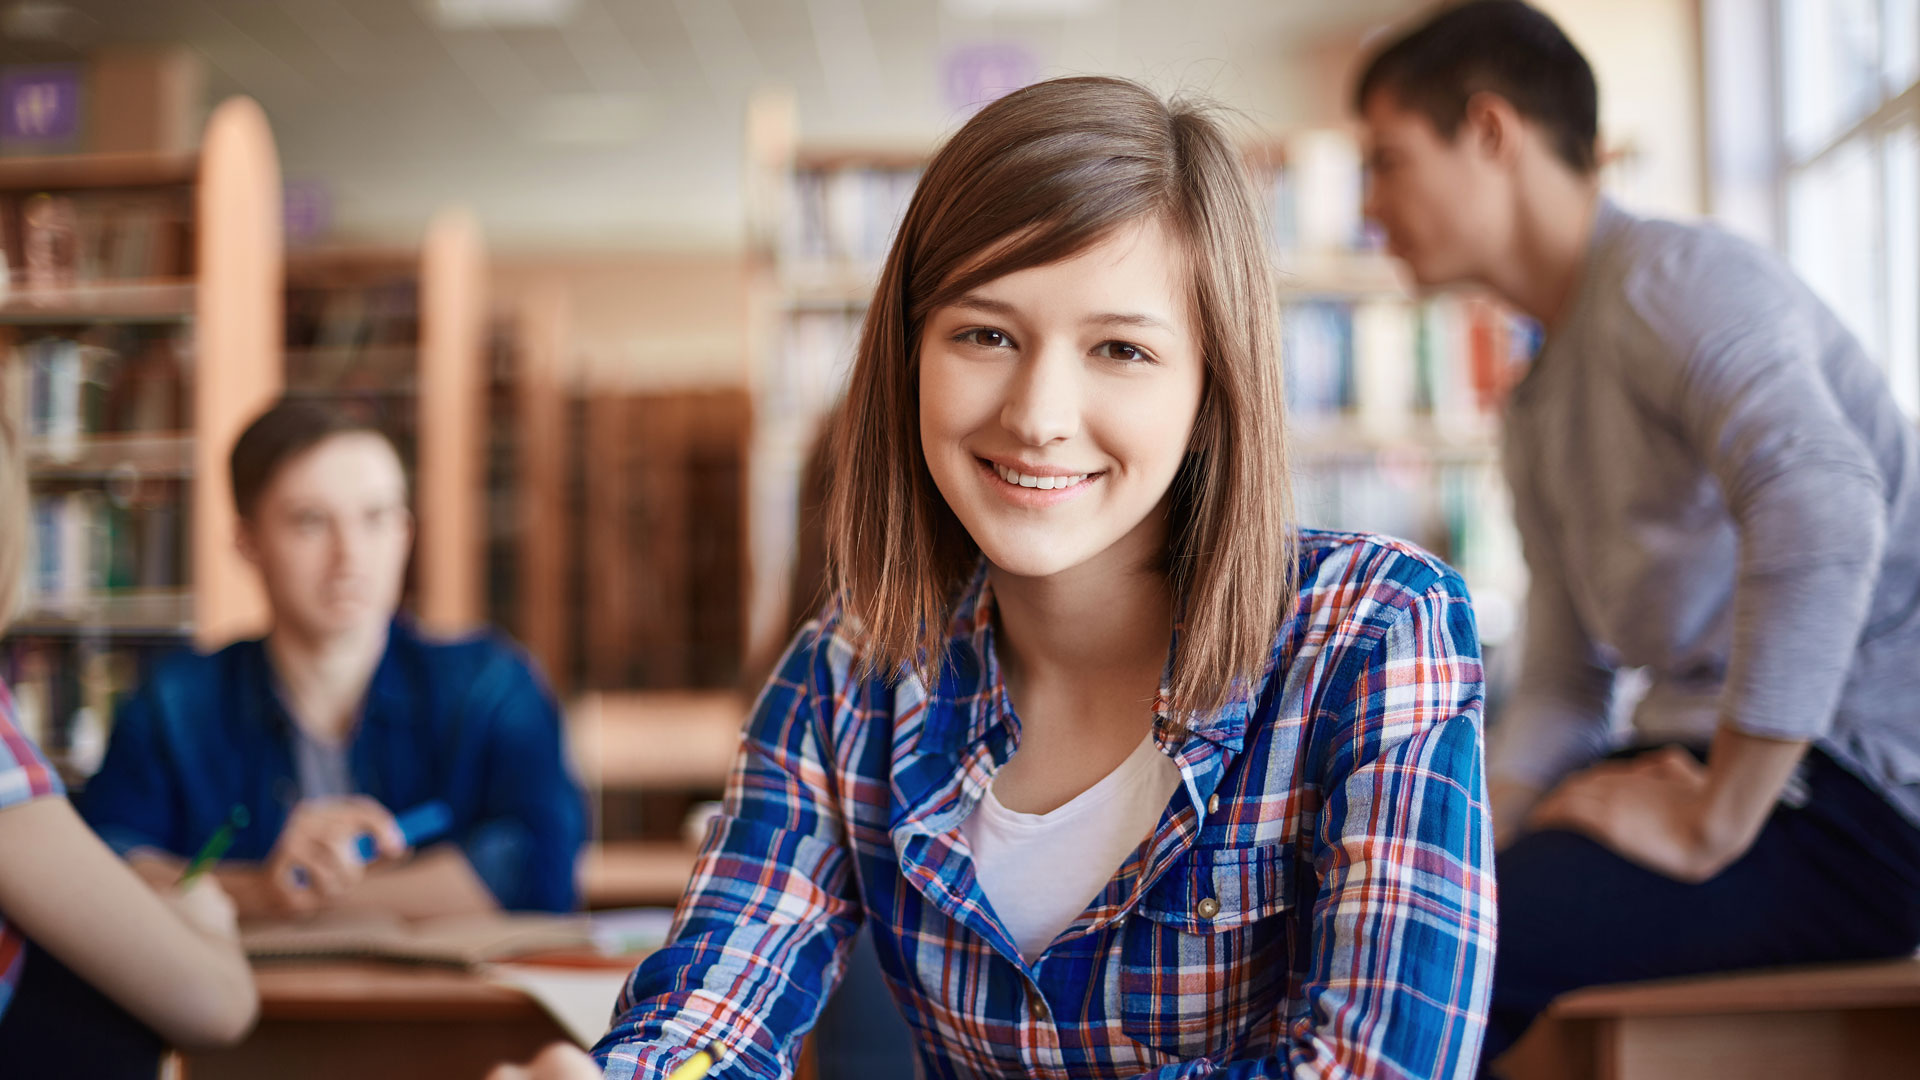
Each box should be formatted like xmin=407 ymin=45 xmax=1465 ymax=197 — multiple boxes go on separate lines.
xmin=31 ymin=0 xmax=1423 ymax=250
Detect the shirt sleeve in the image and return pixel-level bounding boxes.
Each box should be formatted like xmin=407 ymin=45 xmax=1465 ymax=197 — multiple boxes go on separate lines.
xmin=1486 ymin=445 xmax=1619 ymax=789
xmin=461 ymin=646 xmax=588 ymax=912
xmin=1621 ymin=257 xmax=1888 ymax=744
xmin=0 ymin=685 xmax=62 ymax=811
xmin=75 ymin=683 xmax=179 ymax=855
xmin=591 ymin=624 xmax=861 ymax=1080
xmin=1125 ymin=568 xmax=1496 ymax=1080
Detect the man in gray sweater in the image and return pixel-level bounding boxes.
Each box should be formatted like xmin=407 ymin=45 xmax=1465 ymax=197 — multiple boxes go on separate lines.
xmin=1354 ymin=0 xmax=1920 ymax=1068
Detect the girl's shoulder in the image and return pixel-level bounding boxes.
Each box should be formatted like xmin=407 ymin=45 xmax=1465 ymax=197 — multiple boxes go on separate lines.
xmin=1286 ymin=528 xmax=1472 ymax=650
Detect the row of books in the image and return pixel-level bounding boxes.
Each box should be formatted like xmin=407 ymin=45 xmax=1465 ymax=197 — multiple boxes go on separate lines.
xmin=26 ymin=487 xmax=184 ymax=605
xmin=2 ymin=189 xmax=191 ymax=291
xmin=1283 ymin=294 xmax=1541 ymax=435
xmin=778 ymin=131 xmax=1374 ymax=273
xmin=1291 ymin=457 xmax=1524 ymax=645
xmin=1257 ymin=130 xmax=1379 ymax=257
xmin=6 ymin=639 xmax=153 ymax=779
xmin=5 ymin=331 xmax=189 ymax=448
xmin=773 ymin=307 xmax=860 ymax=426
xmin=783 ymin=164 xmax=921 ymax=269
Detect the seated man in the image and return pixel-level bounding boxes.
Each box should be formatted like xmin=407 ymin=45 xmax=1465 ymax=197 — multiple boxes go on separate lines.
xmin=83 ymin=400 xmax=585 ymax=918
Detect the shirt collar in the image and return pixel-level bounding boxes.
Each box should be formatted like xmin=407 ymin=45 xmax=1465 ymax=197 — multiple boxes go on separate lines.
xmin=912 ymin=561 xmax=1256 ymax=758
xmin=245 ymin=617 xmax=412 ymax=737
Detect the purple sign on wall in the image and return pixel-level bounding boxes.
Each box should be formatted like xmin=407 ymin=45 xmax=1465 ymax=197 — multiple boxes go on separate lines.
xmin=284 ymin=180 xmax=334 ymax=246
xmin=1 ymin=65 xmax=81 ymax=142
xmin=942 ymin=43 xmax=1039 ymax=113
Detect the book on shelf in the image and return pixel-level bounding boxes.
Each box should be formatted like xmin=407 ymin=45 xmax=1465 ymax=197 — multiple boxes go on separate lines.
xmin=785 ymin=162 xmax=921 ymax=271
xmin=7 ymin=188 xmax=189 ymax=291
xmin=25 ymin=487 xmax=182 ymax=606
xmin=5 ymin=636 xmax=150 ymax=778
xmin=11 ymin=329 xmax=188 ymax=453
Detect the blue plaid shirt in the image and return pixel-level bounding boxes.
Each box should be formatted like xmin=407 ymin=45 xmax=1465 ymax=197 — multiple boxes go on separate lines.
xmin=597 ymin=531 xmax=1495 ymax=1079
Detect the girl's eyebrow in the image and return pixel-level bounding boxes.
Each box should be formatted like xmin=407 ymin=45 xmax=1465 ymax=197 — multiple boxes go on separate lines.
xmin=950 ymin=293 xmax=1173 ymax=333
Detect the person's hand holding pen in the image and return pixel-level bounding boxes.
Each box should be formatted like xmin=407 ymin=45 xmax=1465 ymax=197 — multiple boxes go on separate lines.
xmin=264 ymin=795 xmax=408 ymax=916
xmin=489 ymin=1040 xmax=724 ymax=1080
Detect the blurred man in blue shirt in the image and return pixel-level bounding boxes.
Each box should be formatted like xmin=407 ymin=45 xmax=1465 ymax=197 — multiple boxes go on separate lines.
xmin=83 ymin=400 xmax=585 ymax=916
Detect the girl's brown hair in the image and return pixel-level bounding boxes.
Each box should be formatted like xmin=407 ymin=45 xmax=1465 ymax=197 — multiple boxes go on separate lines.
xmin=824 ymin=75 xmax=1295 ymax=719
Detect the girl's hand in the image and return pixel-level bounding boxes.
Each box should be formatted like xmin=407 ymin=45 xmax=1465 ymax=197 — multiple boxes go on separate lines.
xmin=487 ymin=1042 xmax=604 ymax=1079
xmin=166 ymin=874 xmax=242 ymax=941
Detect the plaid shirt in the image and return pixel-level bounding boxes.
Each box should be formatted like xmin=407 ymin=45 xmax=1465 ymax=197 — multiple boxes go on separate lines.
xmin=0 ymin=681 xmax=63 ymax=1023
xmin=597 ymin=531 xmax=1494 ymax=1079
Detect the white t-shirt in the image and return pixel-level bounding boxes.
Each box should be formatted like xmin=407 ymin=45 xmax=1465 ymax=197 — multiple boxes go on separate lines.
xmin=960 ymin=733 xmax=1182 ymax=962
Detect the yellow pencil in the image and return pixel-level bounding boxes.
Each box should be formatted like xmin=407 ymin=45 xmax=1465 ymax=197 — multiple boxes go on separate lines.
xmin=665 ymin=1040 xmax=724 ymax=1080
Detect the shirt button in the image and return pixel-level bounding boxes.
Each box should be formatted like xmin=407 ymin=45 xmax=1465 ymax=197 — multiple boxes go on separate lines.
xmin=1196 ymin=897 xmax=1221 ymax=920
xmin=1207 ymin=794 xmax=1220 ymax=814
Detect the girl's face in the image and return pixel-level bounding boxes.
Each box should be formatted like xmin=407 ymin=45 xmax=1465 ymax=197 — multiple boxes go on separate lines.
xmin=918 ymin=217 xmax=1206 ymax=584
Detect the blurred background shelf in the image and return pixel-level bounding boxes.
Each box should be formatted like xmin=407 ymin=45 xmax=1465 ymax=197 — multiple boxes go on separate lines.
xmin=0 ymin=280 xmax=195 ymax=324
xmin=12 ymin=588 xmax=194 ymax=636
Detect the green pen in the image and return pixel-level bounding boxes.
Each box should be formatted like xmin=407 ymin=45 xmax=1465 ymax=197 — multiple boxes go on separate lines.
xmin=177 ymin=805 xmax=249 ymax=887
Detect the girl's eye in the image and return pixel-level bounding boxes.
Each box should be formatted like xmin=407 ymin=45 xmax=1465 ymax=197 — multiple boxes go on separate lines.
xmin=957 ymin=328 xmax=1012 ymax=349
xmin=1095 ymin=340 xmax=1153 ymax=363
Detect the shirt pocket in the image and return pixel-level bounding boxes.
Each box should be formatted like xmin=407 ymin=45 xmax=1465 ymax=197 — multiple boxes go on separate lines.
xmin=1118 ymin=843 xmax=1298 ymax=1060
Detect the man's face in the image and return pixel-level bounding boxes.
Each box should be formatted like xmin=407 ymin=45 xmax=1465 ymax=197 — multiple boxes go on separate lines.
xmin=239 ymin=433 xmax=413 ymax=641
xmin=1360 ymin=90 xmax=1510 ymax=288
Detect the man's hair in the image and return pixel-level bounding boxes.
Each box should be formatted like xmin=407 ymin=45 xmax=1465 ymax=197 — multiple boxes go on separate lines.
xmin=1354 ymin=0 xmax=1599 ymax=175
xmin=230 ymin=399 xmax=399 ymax=519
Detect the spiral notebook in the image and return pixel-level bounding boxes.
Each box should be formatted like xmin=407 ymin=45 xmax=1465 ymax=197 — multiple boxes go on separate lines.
xmin=241 ymin=911 xmax=595 ymax=968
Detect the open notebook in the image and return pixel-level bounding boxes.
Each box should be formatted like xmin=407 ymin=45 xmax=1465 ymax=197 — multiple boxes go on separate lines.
xmin=242 ymin=911 xmax=596 ymax=968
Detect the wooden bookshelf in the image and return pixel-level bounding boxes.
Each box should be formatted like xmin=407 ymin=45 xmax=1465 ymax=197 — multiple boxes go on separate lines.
xmin=0 ymin=280 xmax=197 ymax=324
xmin=282 ymin=214 xmax=493 ymax=638
xmin=0 ymin=98 xmax=285 ymax=774
xmin=570 ymin=690 xmax=747 ymax=909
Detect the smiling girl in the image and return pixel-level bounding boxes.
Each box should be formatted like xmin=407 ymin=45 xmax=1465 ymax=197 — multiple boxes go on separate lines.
xmin=501 ymin=75 xmax=1494 ymax=1080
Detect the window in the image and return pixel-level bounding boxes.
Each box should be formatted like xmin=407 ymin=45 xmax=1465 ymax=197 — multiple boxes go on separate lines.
xmin=1708 ymin=0 xmax=1920 ymax=414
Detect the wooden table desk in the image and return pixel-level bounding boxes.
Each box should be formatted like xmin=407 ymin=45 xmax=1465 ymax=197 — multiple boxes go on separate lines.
xmin=180 ymin=958 xmax=620 ymax=1080
xmin=1498 ymin=957 xmax=1920 ymax=1080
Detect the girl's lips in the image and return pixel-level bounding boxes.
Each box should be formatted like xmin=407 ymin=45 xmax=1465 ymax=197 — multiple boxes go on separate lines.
xmin=974 ymin=456 xmax=1101 ymax=507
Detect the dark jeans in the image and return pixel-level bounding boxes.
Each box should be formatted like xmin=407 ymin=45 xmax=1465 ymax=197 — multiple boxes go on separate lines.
xmin=1484 ymin=746 xmax=1920 ymax=1072
xmin=0 ymin=938 xmax=165 ymax=1079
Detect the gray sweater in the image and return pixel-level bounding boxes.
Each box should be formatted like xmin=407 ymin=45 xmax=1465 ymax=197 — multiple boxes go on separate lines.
xmin=1492 ymin=198 xmax=1920 ymax=826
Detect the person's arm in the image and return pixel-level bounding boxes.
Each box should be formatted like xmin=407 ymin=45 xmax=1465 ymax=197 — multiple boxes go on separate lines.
xmin=455 ymin=647 xmax=588 ymax=912
xmin=592 ymin=625 xmax=861 ymax=1080
xmin=1486 ymin=445 xmax=1617 ymax=843
xmin=1529 ymin=725 xmax=1809 ymax=882
xmin=132 ymin=838 xmax=500 ymax=922
xmin=1540 ymin=268 xmax=1884 ymax=874
xmin=0 ymin=796 xmax=258 ymax=1047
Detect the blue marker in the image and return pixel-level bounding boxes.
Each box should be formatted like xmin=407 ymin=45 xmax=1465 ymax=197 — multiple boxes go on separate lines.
xmin=289 ymin=800 xmax=454 ymax=890
xmin=355 ymin=800 xmax=454 ymax=861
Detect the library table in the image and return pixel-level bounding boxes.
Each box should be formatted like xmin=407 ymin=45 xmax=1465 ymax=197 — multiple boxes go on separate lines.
xmin=1496 ymin=956 xmax=1920 ymax=1080
xmin=180 ymin=954 xmax=620 ymax=1080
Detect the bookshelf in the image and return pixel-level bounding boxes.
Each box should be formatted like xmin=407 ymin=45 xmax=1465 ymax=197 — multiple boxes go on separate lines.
xmin=281 ymin=209 xmax=493 ymax=638
xmin=0 ymin=97 xmax=285 ymax=778
xmin=570 ymin=690 xmax=747 ymax=908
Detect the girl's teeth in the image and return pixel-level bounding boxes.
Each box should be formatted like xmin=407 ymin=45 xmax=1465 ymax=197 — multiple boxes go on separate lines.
xmin=993 ymin=463 xmax=1088 ymax=490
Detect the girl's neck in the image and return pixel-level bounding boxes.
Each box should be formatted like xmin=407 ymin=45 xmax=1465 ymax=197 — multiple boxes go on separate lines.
xmin=988 ymin=550 xmax=1174 ymax=692
xmin=265 ymin=619 xmax=390 ymax=744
